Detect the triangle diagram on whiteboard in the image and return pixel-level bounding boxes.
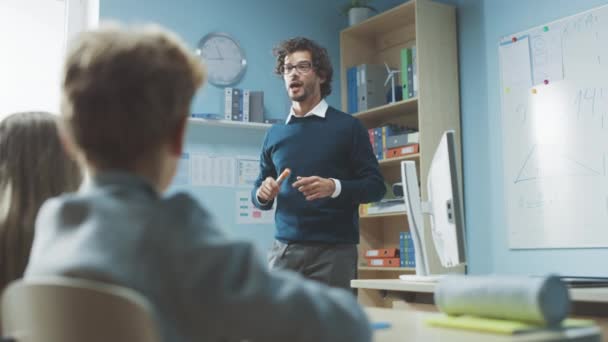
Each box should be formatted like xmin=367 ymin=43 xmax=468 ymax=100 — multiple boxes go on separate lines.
xmin=514 ymin=145 xmax=602 ymax=183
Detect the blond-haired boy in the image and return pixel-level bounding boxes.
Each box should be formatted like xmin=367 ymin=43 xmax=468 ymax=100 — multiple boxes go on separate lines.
xmin=25 ymin=24 xmax=371 ymax=342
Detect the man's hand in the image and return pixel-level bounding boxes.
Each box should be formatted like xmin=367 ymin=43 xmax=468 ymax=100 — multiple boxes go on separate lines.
xmin=257 ymin=177 xmax=280 ymax=202
xmin=292 ymin=176 xmax=335 ymax=201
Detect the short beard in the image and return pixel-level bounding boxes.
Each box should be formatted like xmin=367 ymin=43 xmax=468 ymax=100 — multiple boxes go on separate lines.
xmin=291 ymin=93 xmax=307 ymax=102
xmin=289 ymin=86 xmax=309 ymax=102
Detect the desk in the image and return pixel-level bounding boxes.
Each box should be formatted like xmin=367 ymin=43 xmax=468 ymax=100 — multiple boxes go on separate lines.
xmin=354 ymin=279 xmax=608 ymax=339
xmin=366 ymin=307 xmax=601 ymax=341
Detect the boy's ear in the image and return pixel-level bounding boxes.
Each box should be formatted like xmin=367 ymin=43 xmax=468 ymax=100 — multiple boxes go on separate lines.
xmin=169 ymin=116 xmax=188 ymax=157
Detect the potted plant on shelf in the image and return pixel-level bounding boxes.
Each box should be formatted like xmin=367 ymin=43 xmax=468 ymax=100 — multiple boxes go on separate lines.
xmin=342 ymin=0 xmax=377 ymax=26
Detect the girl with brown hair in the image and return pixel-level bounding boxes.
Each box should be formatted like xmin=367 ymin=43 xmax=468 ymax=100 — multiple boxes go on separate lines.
xmin=0 ymin=111 xmax=81 ymax=291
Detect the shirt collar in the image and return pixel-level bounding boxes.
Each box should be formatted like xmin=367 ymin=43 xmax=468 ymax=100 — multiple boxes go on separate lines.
xmin=285 ymin=99 xmax=328 ymax=124
xmin=79 ymin=171 xmax=158 ymax=198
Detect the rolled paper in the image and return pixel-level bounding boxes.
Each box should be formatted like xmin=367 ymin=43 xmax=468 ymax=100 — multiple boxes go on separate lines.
xmin=434 ymin=275 xmax=570 ymax=326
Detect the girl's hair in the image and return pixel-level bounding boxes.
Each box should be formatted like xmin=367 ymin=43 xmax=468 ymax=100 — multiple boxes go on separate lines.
xmin=0 ymin=111 xmax=81 ymax=290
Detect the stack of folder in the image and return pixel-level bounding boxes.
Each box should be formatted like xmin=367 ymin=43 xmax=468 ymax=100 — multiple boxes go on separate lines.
xmin=363 ymin=248 xmax=400 ymax=267
xmin=425 ymin=314 xmax=595 ymax=335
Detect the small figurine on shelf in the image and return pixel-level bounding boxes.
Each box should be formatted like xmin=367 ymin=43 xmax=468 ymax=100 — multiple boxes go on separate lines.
xmin=384 ymin=62 xmax=401 ymax=103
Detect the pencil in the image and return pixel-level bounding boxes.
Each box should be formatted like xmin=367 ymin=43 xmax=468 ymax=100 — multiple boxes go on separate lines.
xmin=276 ymin=168 xmax=291 ymax=184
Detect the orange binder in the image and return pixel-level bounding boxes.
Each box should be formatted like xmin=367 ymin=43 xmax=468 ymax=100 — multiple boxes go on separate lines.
xmin=364 ymin=248 xmax=399 ymax=258
xmin=386 ymin=143 xmax=419 ymax=158
xmin=366 ymin=257 xmax=401 ymax=267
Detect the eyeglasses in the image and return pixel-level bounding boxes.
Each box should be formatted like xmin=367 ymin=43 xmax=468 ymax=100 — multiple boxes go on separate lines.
xmin=280 ymin=61 xmax=314 ymax=75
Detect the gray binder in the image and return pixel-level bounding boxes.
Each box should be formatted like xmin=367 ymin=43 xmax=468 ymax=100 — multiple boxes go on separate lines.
xmin=357 ymin=64 xmax=388 ymax=111
xmin=249 ymin=91 xmax=264 ymax=123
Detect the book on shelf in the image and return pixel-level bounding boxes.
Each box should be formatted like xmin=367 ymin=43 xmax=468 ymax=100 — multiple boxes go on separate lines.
xmin=224 ymin=87 xmax=243 ymax=121
xmin=263 ymin=118 xmax=283 ymax=124
xmin=242 ymin=89 xmax=250 ymax=122
xmin=407 ymin=49 xmax=414 ymax=99
xmin=360 ymin=198 xmax=406 ymax=216
xmin=357 ymin=64 xmax=389 ymax=111
xmin=368 ymin=129 xmax=375 ymax=155
xmin=400 ymin=48 xmax=412 ymax=100
xmin=386 ymin=143 xmax=419 ymax=159
xmin=412 ymin=46 xmax=418 ymax=97
xmin=225 ymin=88 xmax=265 ymax=123
xmin=347 ymin=66 xmax=358 ymax=114
xmin=364 ymin=248 xmax=400 ymax=258
xmin=370 ymin=125 xmax=418 ymax=160
xmin=191 ymin=113 xmax=223 ymax=120
xmin=400 ymin=47 xmax=418 ymax=100
xmin=248 ymin=90 xmax=264 ymax=123
xmin=400 ymin=231 xmax=416 ymax=267
xmin=425 ymin=314 xmax=595 ymax=336
xmin=366 ymin=257 xmax=401 ymax=267
xmin=386 ymin=131 xmax=420 ymax=149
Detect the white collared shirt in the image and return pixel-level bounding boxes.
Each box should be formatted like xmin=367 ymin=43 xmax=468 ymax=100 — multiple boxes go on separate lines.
xmin=285 ymin=99 xmax=329 ymax=124
xmin=284 ymin=99 xmax=341 ymax=198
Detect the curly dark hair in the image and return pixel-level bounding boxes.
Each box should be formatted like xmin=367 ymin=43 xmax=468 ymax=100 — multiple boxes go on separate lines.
xmin=273 ymin=37 xmax=333 ymax=98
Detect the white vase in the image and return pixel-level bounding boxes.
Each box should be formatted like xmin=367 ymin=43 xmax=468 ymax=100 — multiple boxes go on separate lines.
xmin=348 ymin=7 xmax=374 ymax=26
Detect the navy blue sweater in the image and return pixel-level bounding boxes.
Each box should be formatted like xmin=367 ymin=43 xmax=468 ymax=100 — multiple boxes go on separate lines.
xmin=251 ymin=106 xmax=386 ymax=244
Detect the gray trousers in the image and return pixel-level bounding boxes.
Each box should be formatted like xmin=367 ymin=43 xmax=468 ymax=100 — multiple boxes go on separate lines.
xmin=267 ymin=240 xmax=358 ymax=291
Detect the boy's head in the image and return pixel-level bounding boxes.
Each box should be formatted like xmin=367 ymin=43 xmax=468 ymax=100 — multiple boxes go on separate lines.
xmin=60 ymin=23 xmax=205 ymax=190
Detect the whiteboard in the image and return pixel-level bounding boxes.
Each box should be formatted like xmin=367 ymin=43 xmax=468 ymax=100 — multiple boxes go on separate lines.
xmin=499 ymin=4 xmax=608 ymax=249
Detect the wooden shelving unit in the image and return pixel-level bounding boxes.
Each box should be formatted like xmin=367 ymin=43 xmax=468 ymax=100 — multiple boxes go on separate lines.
xmin=340 ymin=0 xmax=462 ymax=283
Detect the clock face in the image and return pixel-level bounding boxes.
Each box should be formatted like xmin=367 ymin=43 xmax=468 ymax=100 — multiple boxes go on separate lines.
xmin=196 ymin=32 xmax=247 ymax=87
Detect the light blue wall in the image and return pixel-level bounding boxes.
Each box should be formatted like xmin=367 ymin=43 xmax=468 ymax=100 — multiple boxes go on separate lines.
xmin=100 ymin=0 xmax=402 ymax=118
xmin=457 ymin=0 xmax=608 ymax=276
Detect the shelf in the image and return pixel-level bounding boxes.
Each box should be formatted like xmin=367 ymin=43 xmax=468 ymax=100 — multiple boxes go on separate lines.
xmin=358 ymin=266 xmax=415 ymax=272
xmin=343 ymin=0 xmax=462 ymax=283
xmin=360 ymin=211 xmax=406 ymax=219
xmin=354 ymin=98 xmax=418 ymax=129
xmin=188 ymin=118 xmax=272 ymax=130
xmin=378 ymin=154 xmax=420 ymax=167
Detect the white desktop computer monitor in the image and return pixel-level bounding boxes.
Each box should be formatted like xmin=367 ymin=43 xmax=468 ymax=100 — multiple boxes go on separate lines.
xmin=400 ymin=130 xmax=466 ymax=279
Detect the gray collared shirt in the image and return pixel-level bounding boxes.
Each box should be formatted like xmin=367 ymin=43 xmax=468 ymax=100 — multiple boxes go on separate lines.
xmin=26 ymin=172 xmax=371 ymax=342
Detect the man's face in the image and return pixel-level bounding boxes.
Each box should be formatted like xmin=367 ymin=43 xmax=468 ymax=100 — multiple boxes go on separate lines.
xmin=282 ymin=50 xmax=324 ymax=102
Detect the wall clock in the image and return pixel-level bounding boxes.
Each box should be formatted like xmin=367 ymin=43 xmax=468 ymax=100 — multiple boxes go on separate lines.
xmin=196 ymin=32 xmax=247 ymax=87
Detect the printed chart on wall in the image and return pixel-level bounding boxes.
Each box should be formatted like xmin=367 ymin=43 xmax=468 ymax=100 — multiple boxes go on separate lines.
xmin=499 ymin=4 xmax=608 ymax=248
xmin=235 ymin=156 xmax=276 ymax=224
xmin=174 ymin=153 xmax=275 ymax=224
xmin=236 ymin=191 xmax=275 ymax=224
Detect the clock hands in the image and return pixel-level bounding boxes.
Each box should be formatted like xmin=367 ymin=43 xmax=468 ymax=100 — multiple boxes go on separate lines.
xmin=214 ymin=41 xmax=223 ymax=60
xmin=197 ymin=33 xmax=246 ymax=86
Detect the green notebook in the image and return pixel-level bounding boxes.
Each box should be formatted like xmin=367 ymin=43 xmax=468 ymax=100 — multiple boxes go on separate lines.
xmin=425 ymin=314 xmax=595 ymax=335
